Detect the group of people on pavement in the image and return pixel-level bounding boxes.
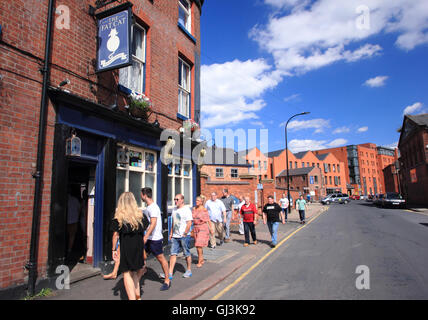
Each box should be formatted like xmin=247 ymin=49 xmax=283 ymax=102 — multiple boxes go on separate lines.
xmin=101 ymin=187 xmax=309 ymax=300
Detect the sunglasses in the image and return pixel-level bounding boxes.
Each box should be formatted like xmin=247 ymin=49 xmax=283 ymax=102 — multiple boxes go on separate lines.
xmin=174 ymin=198 xmax=181 ymax=201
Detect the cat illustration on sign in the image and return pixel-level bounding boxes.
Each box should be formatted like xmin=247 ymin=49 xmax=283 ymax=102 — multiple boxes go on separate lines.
xmin=107 ymin=28 xmax=120 ymax=55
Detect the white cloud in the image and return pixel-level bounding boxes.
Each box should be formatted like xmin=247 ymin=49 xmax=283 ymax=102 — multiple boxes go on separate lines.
xmin=283 ymin=93 xmax=300 ymax=102
xmin=201 ymin=59 xmax=282 ymax=128
xmin=383 ymin=142 xmax=398 ymax=149
xmin=252 ymin=0 xmax=428 ymax=76
xmin=288 ymin=138 xmax=347 ymax=153
xmin=364 ymin=75 xmax=389 ymax=87
xmin=333 ymin=126 xmax=350 ymax=134
xmin=357 ymin=126 xmax=369 ymax=133
xmin=403 ymin=102 xmax=425 ymax=115
xmin=328 ymin=138 xmax=348 ymax=147
xmin=282 ymin=118 xmax=330 ymax=133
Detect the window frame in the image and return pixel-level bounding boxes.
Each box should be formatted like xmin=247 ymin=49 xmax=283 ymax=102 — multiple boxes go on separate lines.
xmin=231 ymin=168 xmax=239 ymax=178
xmin=119 ymin=23 xmax=146 ymax=94
xmin=178 ymin=0 xmax=192 ymax=33
xmin=167 ymin=159 xmax=193 ymax=208
xmin=116 ymin=144 xmax=157 ymax=209
xmin=178 ymin=57 xmax=191 ymax=118
xmin=215 ymin=167 xmax=224 ymax=178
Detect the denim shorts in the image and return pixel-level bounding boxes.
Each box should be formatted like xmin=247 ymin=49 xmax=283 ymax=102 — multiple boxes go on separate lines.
xmin=170 ymin=237 xmax=191 ymax=257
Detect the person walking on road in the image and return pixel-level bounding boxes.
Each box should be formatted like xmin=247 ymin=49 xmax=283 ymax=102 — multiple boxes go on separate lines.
xmin=169 ymin=194 xmax=193 ymax=279
xmin=296 ymin=195 xmax=308 ymax=224
xmin=238 ymin=195 xmax=245 ymax=235
xmin=240 ymin=196 xmax=258 ymax=247
xmin=279 ymin=193 xmax=289 ymax=223
xmin=221 ymin=188 xmax=234 ymax=243
xmin=263 ymin=196 xmax=284 ymax=248
xmin=112 ymin=192 xmax=146 ymax=300
xmin=205 ymin=192 xmax=227 ymax=248
xmin=192 ymin=196 xmax=210 ymax=268
xmin=141 ymin=187 xmax=171 ymax=291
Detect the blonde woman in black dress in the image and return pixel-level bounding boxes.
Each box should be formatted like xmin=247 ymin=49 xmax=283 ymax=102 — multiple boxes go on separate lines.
xmin=112 ymin=192 xmax=145 ymax=300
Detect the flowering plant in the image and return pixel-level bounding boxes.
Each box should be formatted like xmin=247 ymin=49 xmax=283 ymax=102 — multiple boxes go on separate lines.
xmin=183 ymin=119 xmax=200 ymax=132
xmin=128 ymin=92 xmax=152 ymax=119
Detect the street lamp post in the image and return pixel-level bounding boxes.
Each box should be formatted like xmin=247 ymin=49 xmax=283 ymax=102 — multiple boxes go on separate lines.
xmin=285 ymin=112 xmax=310 ymax=211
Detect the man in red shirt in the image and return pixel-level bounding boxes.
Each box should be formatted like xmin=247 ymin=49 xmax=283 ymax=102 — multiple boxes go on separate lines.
xmin=240 ymin=196 xmax=258 ymax=247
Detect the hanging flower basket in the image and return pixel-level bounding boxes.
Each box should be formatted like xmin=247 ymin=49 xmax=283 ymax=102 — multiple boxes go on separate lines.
xmin=127 ymin=92 xmax=153 ymax=120
xmin=183 ymin=119 xmax=200 ymax=132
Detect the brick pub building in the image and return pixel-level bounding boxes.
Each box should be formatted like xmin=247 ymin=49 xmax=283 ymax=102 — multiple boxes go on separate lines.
xmin=398 ymin=114 xmax=428 ymax=206
xmin=0 ymin=0 xmax=204 ymax=294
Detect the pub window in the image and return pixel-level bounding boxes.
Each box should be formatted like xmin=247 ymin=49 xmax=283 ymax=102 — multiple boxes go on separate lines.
xmin=168 ymin=159 xmax=193 ymax=207
xmin=119 ymin=24 xmax=146 ymax=94
xmin=116 ymin=145 xmax=156 ymax=208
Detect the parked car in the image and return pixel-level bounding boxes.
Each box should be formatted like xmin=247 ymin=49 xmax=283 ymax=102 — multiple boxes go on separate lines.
xmin=321 ymin=193 xmax=350 ymax=205
xmin=365 ymin=195 xmax=373 ymax=202
xmin=381 ymin=192 xmax=406 ymax=208
xmin=374 ymin=194 xmax=385 ymax=206
xmin=350 ymin=195 xmax=360 ymax=200
xmin=359 ymin=195 xmax=366 ymax=200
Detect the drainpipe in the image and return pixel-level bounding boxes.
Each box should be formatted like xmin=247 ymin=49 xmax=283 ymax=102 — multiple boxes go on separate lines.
xmin=26 ymin=0 xmax=56 ymax=296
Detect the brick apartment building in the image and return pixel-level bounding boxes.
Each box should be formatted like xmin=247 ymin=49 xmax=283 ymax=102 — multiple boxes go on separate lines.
xmin=243 ymin=147 xmax=347 ymax=199
xmin=314 ymin=143 xmax=398 ymax=196
xmin=398 ymin=114 xmax=428 ymax=206
xmin=0 ymin=0 xmax=204 ymax=292
xmin=200 ymin=146 xmax=255 ymax=199
xmin=383 ymin=163 xmax=400 ymax=193
xmin=276 ymin=167 xmax=323 ymax=200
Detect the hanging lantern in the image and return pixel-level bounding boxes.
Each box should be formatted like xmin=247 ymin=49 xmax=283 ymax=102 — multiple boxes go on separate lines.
xmin=65 ymin=130 xmax=81 ymax=157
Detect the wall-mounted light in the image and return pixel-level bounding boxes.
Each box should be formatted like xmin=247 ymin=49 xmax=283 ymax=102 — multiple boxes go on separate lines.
xmin=65 ymin=129 xmax=81 ymax=157
xmin=164 ymin=137 xmax=175 ymax=160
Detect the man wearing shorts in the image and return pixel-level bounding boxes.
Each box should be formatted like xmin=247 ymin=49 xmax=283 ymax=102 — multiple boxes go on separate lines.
xmin=169 ymin=194 xmax=193 ymax=278
xmin=141 ymin=187 xmax=170 ymax=291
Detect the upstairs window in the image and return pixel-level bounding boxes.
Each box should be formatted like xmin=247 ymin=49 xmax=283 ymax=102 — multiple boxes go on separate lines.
xmin=231 ymin=168 xmax=238 ymax=178
xmin=216 ymin=168 xmax=224 ymax=178
xmin=178 ymin=0 xmax=191 ymax=33
xmin=178 ymin=57 xmax=191 ymax=118
xmin=119 ymin=24 xmax=146 ymax=93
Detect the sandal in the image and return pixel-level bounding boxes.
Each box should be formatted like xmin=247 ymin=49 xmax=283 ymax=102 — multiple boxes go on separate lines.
xmin=196 ymin=260 xmax=204 ymax=268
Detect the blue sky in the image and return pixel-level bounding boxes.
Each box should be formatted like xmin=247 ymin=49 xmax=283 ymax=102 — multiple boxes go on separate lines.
xmin=199 ymin=0 xmax=428 ymax=153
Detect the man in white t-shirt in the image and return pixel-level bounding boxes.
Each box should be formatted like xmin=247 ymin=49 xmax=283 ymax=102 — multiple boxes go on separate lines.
xmin=168 ymin=194 xmax=193 ymax=278
xmin=279 ymin=193 xmax=289 ymax=223
xmin=141 ymin=187 xmax=170 ymax=291
xmin=205 ymin=192 xmax=226 ymax=248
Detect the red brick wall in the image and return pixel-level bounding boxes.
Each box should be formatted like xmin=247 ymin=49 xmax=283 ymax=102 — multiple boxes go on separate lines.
xmin=399 ymin=129 xmax=428 ymax=205
xmin=0 ymin=0 xmax=201 ymax=289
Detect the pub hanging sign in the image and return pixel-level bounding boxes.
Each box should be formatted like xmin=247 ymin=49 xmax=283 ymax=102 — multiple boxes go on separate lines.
xmin=96 ymin=2 xmax=133 ymax=73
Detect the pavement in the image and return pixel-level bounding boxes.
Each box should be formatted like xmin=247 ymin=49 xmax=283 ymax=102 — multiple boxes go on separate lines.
xmin=42 ymin=203 xmax=327 ymax=300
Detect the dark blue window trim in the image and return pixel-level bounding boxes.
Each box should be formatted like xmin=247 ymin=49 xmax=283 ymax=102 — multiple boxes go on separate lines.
xmin=178 ymin=23 xmax=196 ymax=44
xmin=177 ymin=113 xmax=189 ymax=121
xmin=118 ymin=84 xmax=132 ymax=95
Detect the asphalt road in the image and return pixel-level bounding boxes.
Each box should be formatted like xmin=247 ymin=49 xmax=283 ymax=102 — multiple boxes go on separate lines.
xmin=210 ymin=201 xmax=428 ymax=300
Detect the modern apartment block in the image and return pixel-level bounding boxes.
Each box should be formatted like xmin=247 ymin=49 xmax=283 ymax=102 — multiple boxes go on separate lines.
xmin=314 ymin=143 xmax=398 ymax=196
xmin=243 ymin=147 xmax=347 ymax=199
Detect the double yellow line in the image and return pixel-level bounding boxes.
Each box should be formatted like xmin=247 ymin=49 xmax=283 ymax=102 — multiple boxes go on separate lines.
xmin=211 ymin=208 xmax=327 ymax=300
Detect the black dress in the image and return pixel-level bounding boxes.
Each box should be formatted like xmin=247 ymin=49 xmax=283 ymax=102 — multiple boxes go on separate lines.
xmin=112 ymin=219 xmax=145 ymax=272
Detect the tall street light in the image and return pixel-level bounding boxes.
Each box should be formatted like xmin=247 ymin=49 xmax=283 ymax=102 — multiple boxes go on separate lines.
xmin=285 ymin=112 xmax=310 ymax=210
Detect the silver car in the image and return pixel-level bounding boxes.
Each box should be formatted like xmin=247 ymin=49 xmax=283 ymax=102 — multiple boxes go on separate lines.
xmin=381 ymin=192 xmax=406 ymax=209
xmin=321 ymin=193 xmax=350 ymax=205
